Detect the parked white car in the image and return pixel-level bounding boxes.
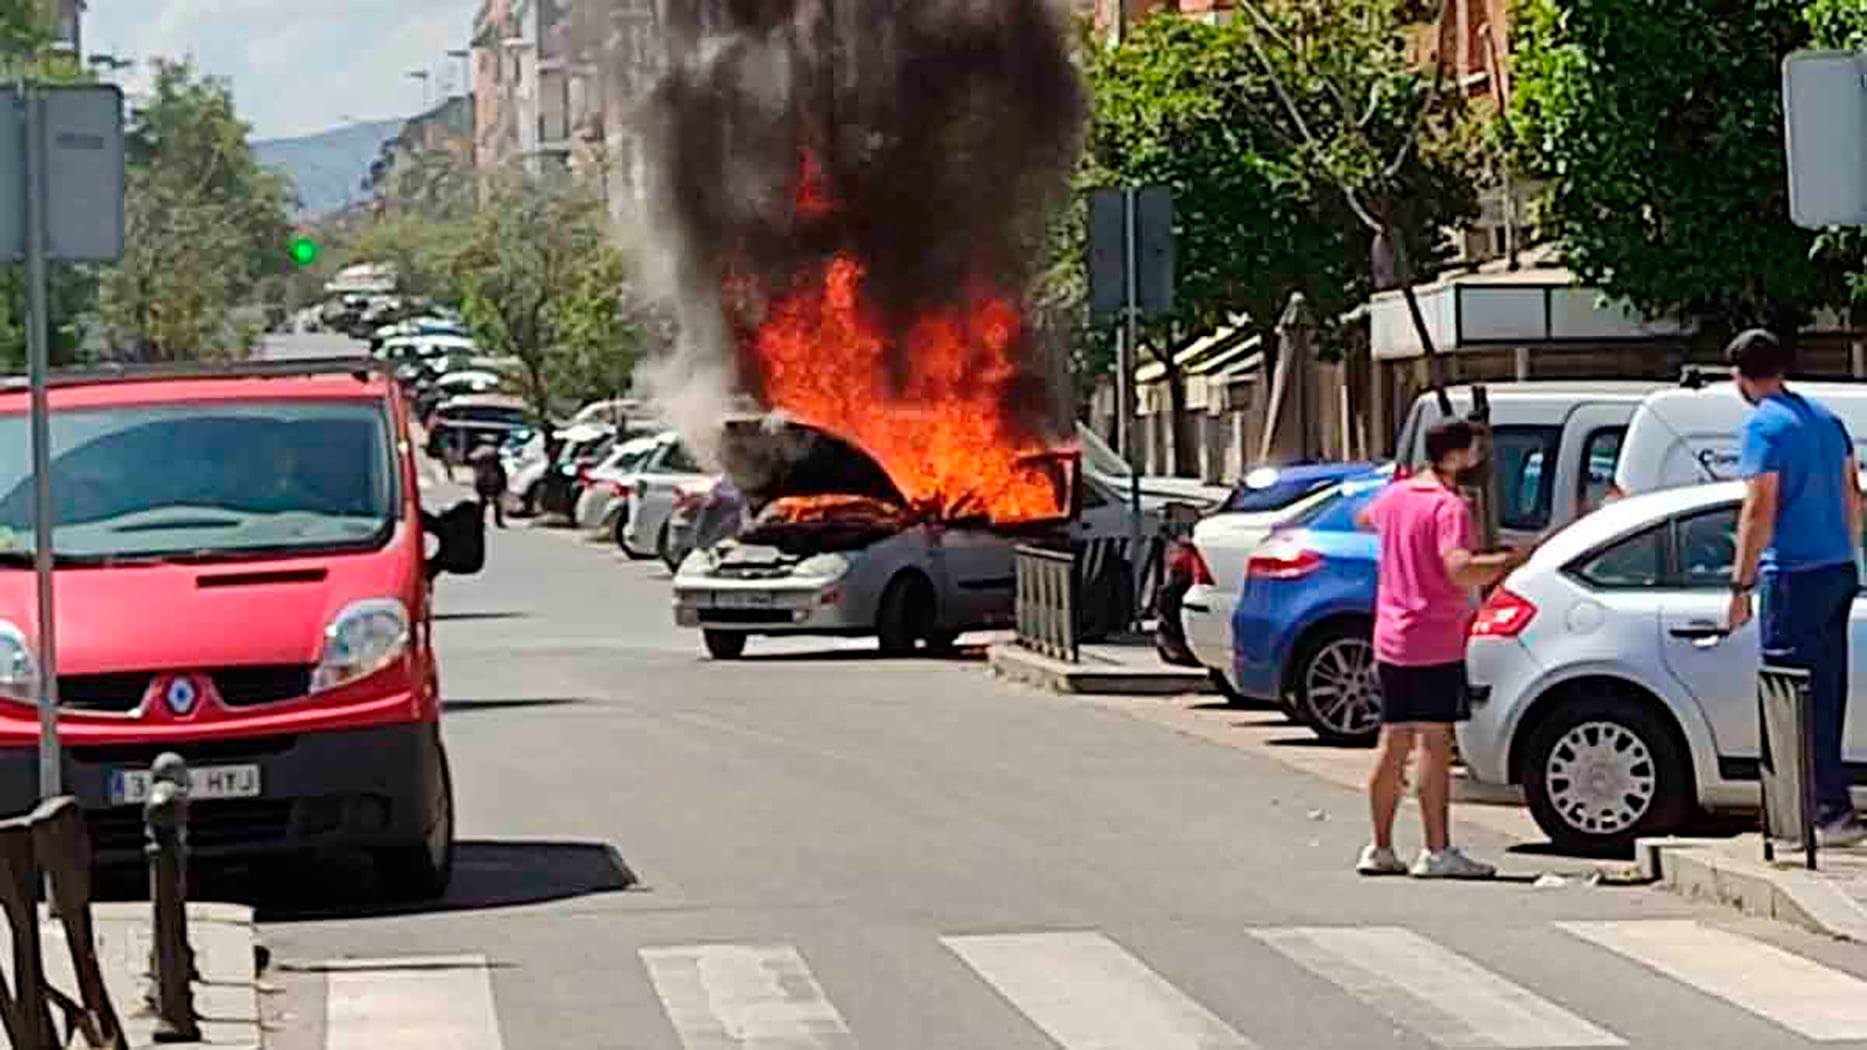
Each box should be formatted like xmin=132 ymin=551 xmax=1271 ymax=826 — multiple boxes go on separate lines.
xmin=621 ymin=435 xmax=712 ymax=564
xmin=506 ymin=422 xmax=610 ymax=516
xmin=1462 ymin=477 xmax=1867 ymax=853
xmin=1614 ymin=378 xmax=1867 ymax=495
xmin=571 ymin=436 xmax=663 ymax=536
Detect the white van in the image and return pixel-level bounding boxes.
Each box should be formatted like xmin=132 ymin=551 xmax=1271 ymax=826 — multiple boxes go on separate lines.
xmin=1614 ymin=379 xmax=1867 ymax=495
xmin=1392 ymin=381 xmax=1670 ymax=544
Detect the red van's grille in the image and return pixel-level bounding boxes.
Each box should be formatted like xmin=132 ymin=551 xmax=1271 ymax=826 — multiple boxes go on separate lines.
xmin=54 ymin=667 xmax=312 ymax=713
xmin=85 ymin=799 xmax=293 ymax=856
xmin=58 ymin=674 xmax=154 ymax=714
xmin=212 ymin=666 xmax=313 ymax=707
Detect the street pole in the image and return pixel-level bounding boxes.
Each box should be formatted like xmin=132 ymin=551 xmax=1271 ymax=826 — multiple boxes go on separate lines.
xmin=22 ymin=85 xmax=61 ymax=801
xmin=1121 ymin=187 xmax=1143 ymax=627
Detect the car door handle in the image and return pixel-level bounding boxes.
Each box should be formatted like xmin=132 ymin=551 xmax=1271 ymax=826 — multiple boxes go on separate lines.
xmin=1669 ymin=621 xmax=1730 ymax=648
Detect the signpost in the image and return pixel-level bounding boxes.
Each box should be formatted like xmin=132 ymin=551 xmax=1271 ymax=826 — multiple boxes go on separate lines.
xmin=1782 ymin=51 xmax=1867 ymax=229
xmin=0 ymin=84 xmax=126 ymax=802
xmin=1089 ymin=184 xmax=1174 ymax=625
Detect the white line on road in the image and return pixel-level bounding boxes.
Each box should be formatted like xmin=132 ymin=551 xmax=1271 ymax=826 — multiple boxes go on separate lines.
xmin=325 ymin=954 xmax=502 ymax=1050
xmin=640 ymin=943 xmax=857 ymax=1049
xmin=1254 ymin=926 xmax=1624 ymax=1048
xmin=1560 ymin=919 xmax=1867 ymax=1041
xmin=942 ymin=930 xmax=1259 ymax=1050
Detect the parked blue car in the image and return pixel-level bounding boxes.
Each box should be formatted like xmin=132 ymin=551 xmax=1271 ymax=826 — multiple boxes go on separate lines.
xmin=1231 ymin=472 xmax=1389 ymax=745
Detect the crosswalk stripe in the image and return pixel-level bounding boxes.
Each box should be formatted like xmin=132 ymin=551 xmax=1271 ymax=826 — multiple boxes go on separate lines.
xmin=942 ymin=931 xmax=1259 ymax=1050
xmin=1560 ymin=919 xmax=1867 ymax=1041
xmin=1253 ymin=926 xmax=1623 ymax=1048
xmin=324 ymin=954 xmax=502 ymax=1050
xmin=640 ymin=943 xmax=856 ymax=1049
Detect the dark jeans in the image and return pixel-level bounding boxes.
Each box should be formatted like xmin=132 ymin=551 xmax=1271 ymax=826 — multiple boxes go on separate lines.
xmin=1761 ymin=562 xmax=1860 ymax=825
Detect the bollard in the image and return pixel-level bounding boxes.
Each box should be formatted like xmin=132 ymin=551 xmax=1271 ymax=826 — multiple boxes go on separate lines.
xmin=145 ymin=755 xmax=199 ymax=1043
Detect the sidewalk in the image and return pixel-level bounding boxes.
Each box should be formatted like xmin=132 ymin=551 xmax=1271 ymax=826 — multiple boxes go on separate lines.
xmin=4 ymin=902 xmax=264 ymax=1049
xmin=987 ymin=634 xmax=1215 ymax=695
xmin=1641 ymin=835 xmax=1867 ymax=943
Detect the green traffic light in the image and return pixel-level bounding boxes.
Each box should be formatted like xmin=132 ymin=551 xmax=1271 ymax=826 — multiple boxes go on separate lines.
xmin=288 ymin=236 xmax=321 ymax=267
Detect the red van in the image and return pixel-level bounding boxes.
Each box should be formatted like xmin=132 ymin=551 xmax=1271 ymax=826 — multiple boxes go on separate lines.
xmin=0 ymin=360 xmax=483 ymax=898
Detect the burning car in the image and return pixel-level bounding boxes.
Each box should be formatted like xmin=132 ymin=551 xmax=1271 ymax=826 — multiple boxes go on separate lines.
xmin=673 ymin=420 xmax=1136 ymax=659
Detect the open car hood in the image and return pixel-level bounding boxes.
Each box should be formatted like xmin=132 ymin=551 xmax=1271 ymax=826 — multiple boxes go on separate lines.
xmin=718 ymin=418 xmax=906 ymax=513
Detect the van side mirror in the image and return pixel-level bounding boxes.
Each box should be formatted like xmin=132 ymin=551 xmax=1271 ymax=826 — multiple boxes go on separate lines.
xmin=423 ymin=500 xmax=486 ymax=579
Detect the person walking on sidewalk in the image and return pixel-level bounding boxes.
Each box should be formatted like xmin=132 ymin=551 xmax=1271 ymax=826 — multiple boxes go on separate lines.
xmin=1724 ymin=329 xmax=1866 ymax=847
xmin=1356 ymin=419 xmax=1526 ymax=879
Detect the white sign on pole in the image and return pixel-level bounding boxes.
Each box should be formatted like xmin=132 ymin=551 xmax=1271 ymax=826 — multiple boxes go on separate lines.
xmin=0 ymin=85 xmax=124 ymax=261
xmin=1783 ymin=51 xmax=1867 ymax=229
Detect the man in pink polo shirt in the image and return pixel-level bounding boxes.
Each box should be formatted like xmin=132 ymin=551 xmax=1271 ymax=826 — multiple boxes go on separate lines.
xmin=1355 ymin=419 xmax=1526 ymax=879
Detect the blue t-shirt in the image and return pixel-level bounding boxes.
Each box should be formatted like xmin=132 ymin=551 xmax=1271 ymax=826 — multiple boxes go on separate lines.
xmin=1738 ymin=391 xmax=1858 ymax=572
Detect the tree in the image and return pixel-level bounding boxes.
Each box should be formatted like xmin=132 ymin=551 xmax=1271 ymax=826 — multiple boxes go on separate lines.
xmin=451 ymin=175 xmax=641 ymax=423
xmin=1228 ymin=0 xmax=1481 ymax=413
xmin=96 ymin=60 xmax=293 ymax=360
xmin=1512 ymin=0 xmax=1844 ymax=335
xmin=1072 ymin=14 xmax=1370 ymax=473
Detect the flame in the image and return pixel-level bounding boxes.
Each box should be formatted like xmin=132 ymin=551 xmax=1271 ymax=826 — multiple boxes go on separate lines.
xmin=732 ymin=152 xmax=1066 ymax=524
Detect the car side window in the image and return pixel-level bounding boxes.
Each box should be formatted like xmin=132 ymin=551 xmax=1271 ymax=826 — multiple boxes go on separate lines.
xmin=664 ymin=442 xmax=701 ymax=473
xmin=1675 ymin=506 xmax=1739 ymax=589
xmin=1577 ymin=427 xmax=1627 ymax=515
xmin=1571 ymin=524 xmax=1667 ymax=589
xmin=1492 ymin=425 xmax=1563 ymax=532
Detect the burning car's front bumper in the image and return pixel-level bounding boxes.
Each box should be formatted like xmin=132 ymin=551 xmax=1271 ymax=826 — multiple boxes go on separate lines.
xmin=673 ymin=577 xmax=872 ymax=634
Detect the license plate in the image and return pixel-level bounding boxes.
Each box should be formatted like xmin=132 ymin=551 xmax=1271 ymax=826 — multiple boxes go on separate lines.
xmin=712 ymin=590 xmax=775 ymax=609
xmin=109 ymin=764 xmax=262 ymax=806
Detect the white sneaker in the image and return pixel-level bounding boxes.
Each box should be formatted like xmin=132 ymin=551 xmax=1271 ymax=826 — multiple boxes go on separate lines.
xmin=1818 ymin=818 xmax=1867 ymax=848
xmin=1410 ymin=847 xmax=1496 ymax=880
xmin=1356 ymin=844 xmax=1407 ymax=876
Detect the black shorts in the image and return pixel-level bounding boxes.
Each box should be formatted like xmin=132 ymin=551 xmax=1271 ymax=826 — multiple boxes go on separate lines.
xmin=1376 ymin=661 xmax=1470 ymax=725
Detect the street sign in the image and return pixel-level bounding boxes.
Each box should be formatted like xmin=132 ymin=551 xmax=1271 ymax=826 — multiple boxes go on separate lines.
xmin=1087 ymin=185 xmax=1175 ymax=322
xmin=1783 ymin=51 xmax=1867 ymax=229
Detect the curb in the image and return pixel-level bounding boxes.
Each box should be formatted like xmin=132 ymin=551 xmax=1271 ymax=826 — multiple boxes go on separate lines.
xmin=987 ymin=643 xmax=1214 ymax=696
xmin=1639 ymin=835 xmax=1867 ymax=941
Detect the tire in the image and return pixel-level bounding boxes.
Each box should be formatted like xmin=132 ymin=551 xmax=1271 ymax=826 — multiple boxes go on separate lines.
xmin=704 ymin=630 xmax=747 ymax=660
xmin=1292 ymin=622 xmax=1382 ymax=747
xmin=1077 ymin=561 xmax=1134 ymax=644
xmin=372 ymin=734 xmax=455 ymax=900
xmin=1521 ymin=689 xmax=1692 ymax=856
xmin=619 ymin=517 xmax=654 ymax=560
xmin=876 ymin=575 xmax=934 ymax=656
xmin=657 ymin=523 xmax=678 ymax=571
xmin=925 ymin=630 xmax=961 ymax=655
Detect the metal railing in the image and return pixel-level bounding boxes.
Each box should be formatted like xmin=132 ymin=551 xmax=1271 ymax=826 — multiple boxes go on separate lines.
xmin=0 ymin=797 xmax=124 ymax=1050
xmin=1015 ymin=545 xmax=1079 ymax=663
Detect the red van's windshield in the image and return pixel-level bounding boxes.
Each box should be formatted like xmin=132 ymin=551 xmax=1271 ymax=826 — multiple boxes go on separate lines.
xmin=0 ymin=399 xmax=398 ymax=563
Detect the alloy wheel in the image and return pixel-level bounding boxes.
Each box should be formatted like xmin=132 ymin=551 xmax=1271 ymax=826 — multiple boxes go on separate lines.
xmin=1304 ymin=636 xmax=1381 ymax=739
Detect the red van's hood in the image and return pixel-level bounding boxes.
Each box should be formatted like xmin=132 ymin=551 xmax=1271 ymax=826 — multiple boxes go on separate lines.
xmin=0 ymin=535 xmax=417 ymax=674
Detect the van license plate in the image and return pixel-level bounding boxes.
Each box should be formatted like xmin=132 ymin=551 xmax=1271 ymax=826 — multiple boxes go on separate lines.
xmin=109 ymin=764 xmax=262 ymax=806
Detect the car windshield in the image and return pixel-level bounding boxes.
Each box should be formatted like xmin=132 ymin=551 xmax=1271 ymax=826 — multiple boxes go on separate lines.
xmin=0 ymin=400 xmax=397 ymax=562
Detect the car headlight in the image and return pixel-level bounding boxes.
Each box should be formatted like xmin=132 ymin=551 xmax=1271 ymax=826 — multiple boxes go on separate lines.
xmin=310 ymin=600 xmax=410 ymax=694
xmin=0 ymin=622 xmax=35 ymax=703
xmin=797 ymin=554 xmax=852 ymax=580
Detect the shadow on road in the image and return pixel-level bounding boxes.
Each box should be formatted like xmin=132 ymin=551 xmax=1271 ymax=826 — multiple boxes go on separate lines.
xmin=433 ymin=611 xmax=531 ymax=623
xmin=733 ymin=646 xmax=988 ymax=665
xmin=248 ymin=840 xmax=640 ymax=923
xmin=442 ymin=697 xmax=587 ymax=714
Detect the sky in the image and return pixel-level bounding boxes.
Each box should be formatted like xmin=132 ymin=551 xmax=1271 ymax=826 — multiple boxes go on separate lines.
xmin=87 ymin=0 xmax=477 ymax=141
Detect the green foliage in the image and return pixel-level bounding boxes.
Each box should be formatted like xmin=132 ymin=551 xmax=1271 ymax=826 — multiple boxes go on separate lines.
xmin=96 ymin=60 xmax=293 ymax=359
xmin=451 ymin=175 xmax=643 ymax=419
xmin=1512 ymin=0 xmax=1842 ymax=331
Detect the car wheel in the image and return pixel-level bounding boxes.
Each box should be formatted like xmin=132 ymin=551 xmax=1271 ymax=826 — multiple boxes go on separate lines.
xmin=925 ymin=630 xmax=961 ymax=655
xmin=1293 ymin=623 xmax=1382 ymax=747
xmin=618 ymin=518 xmax=654 ymax=560
xmin=657 ymin=523 xmax=678 ymax=571
xmin=372 ymin=733 xmax=455 ymax=900
xmin=704 ymin=630 xmax=747 ymax=660
xmin=877 ymin=575 xmax=934 ymax=656
xmin=1522 ymin=690 xmax=1692 ymax=856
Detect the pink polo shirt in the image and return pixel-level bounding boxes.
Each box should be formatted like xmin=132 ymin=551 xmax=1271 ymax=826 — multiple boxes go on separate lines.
xmin=1365 ymin=476 xmax=1475 ymax=667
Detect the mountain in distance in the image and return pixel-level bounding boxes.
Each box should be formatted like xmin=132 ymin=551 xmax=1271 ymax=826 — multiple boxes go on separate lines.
xmin=254 ymin=118 xmax=406 ymax=218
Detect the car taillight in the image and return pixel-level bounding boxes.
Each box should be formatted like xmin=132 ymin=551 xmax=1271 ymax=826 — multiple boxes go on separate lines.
xmin=1471 ymin=586 xmax=1537 ymax=638
xmin=603 ymin=481 xmax=631 ymax=498
xmin=1246 ymin=546 xmax=1323 ymax=580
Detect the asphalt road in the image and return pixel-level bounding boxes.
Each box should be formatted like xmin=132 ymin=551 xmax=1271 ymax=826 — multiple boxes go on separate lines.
xmin=246 ymin=480 xmax=1867 ymax=1050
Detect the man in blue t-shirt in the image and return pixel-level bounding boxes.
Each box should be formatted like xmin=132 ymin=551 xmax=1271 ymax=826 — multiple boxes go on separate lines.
xmin=1726 ymin=330 xmax=1865 ymax=845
